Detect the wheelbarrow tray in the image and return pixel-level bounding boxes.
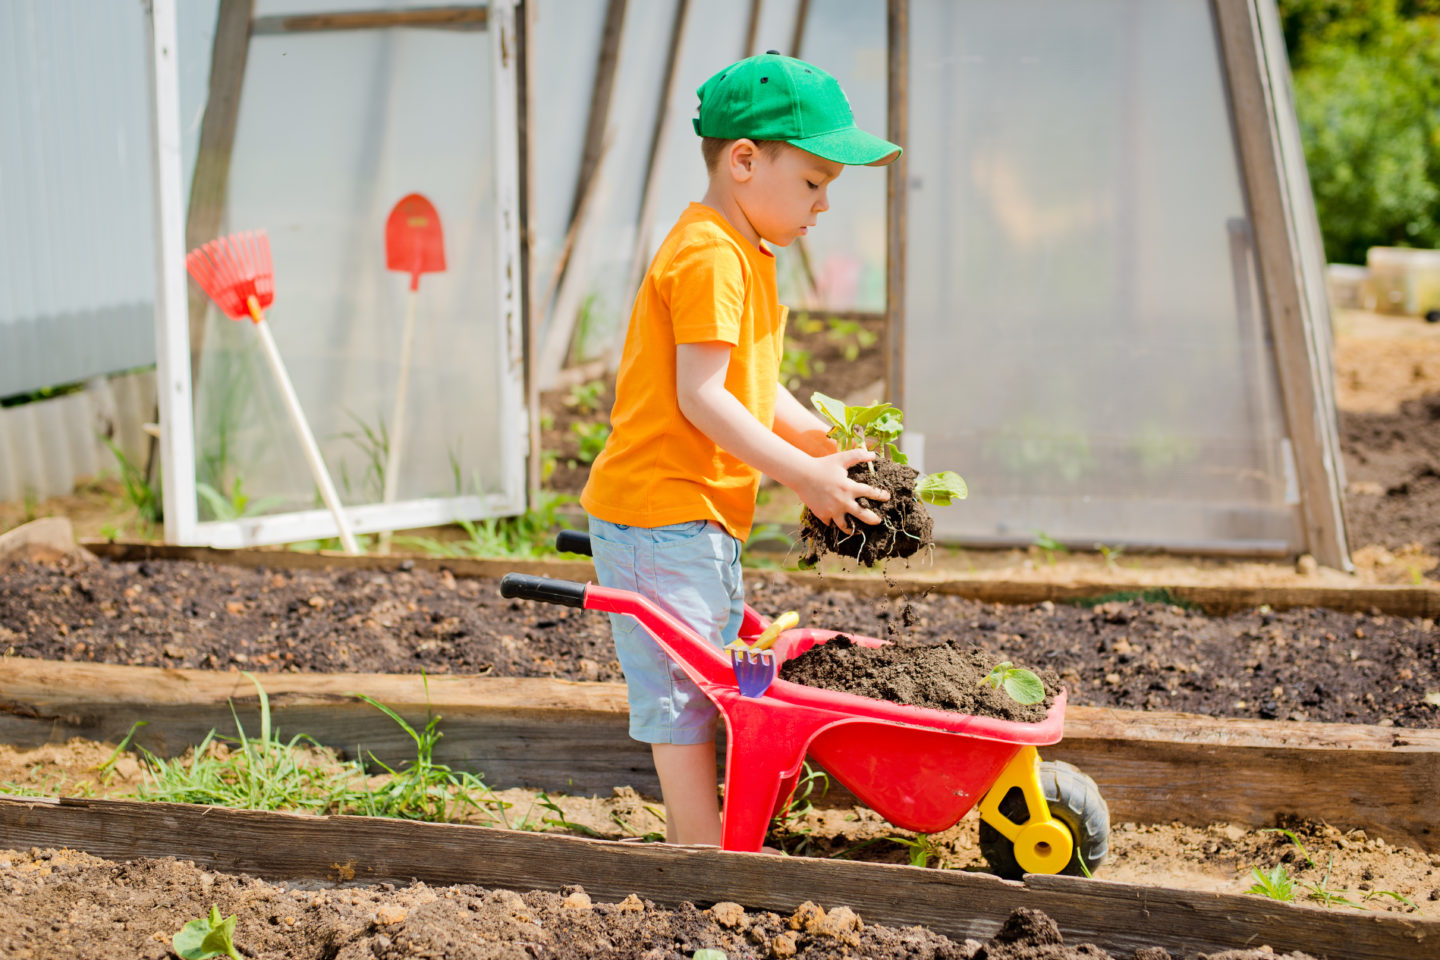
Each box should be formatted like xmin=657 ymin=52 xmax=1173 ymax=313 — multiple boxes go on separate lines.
xmin=500 ymin=573 xmax=1064 ymax=852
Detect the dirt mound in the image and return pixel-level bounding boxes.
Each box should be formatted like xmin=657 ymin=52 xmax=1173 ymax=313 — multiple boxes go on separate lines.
xmin=779 ymin=634 xmax=1058 ymax=722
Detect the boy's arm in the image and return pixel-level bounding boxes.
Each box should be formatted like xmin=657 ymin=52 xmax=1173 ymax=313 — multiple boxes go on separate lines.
xmin=772 ymin=383 xmax=838 ymax=458
xmin=676 ymin=341 xmax=886 ymax=533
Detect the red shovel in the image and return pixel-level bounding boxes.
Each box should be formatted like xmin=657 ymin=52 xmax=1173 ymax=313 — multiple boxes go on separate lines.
xmin=185 ymin=230 xmax=360 ymax=555
xmin=379 ymin=193 xmax=446 ymax=552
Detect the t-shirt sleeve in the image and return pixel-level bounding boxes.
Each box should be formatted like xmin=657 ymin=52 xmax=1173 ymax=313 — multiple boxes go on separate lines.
xmin=661 ymin=237 xmax=746 ymax=346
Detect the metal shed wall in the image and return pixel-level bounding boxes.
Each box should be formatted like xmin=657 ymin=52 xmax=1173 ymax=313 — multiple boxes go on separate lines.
xmin=0 ymin=2 xmax=157 ymax=398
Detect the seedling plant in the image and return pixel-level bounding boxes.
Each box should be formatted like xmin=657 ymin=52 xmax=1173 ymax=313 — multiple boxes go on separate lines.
xmin=173 ymin=905 xmax=243 ymax=960
xmin=1245 ymin=827 xmax=1418 ymax=911
xmin=980 ymin=661 xmax=1046 ymax=706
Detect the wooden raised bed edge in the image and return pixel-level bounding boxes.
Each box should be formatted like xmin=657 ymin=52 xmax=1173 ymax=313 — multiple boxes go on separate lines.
xmin=80 ymin=539 xmax=1440 ymax=617
xmin=2 ymin=658 xmax=1437 ymax=854
xmin=0 ymin=795 xmax=1432 ymax=960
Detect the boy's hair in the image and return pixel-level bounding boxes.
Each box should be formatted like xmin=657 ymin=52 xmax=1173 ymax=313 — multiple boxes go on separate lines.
xmin=700 ymin=136 xmax=787 ymax=174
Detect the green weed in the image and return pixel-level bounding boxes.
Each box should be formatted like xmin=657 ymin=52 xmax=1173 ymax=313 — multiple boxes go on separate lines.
xmin=571 ymin=420 xmax=611 ymax=464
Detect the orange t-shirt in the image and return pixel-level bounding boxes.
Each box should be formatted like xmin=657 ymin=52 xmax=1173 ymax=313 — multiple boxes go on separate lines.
xmin=580 ymin=203 xmax=787 ymax=541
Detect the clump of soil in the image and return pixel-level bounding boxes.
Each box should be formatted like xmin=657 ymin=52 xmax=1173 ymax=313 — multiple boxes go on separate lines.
xmin=799 ymin=458 xmax=934 ymax=567
xmin=779 ymin=634 xmax=1058 ymax=723
xmin=0 ymin=847 xmax=1319 ymax=960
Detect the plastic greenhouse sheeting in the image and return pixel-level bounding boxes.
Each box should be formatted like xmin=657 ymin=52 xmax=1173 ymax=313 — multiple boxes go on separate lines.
xmin=904 ymin=0 xmax=1300 ymax=553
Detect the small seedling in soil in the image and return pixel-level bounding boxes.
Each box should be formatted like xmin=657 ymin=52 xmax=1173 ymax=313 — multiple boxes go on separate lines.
xmin=173 ymin=905 xmax=243 ymax=960
xmin=798 ymin=392 xmax=966 ymax=568
xmin=1245 ymin=864 xmax=1296 ymax=902
xmin=1032 ymin=531 xmax=1068 ymax=566
xmin=979 ymin=661 xmax=1046 ymax=706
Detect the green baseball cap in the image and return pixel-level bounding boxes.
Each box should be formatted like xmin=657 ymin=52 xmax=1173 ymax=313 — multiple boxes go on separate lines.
xmin=693 ymin=52 xmax=901 ymax=167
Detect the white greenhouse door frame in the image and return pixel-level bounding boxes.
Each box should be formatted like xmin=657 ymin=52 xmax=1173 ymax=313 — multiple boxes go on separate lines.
xmin=145 ymin=0 xmax=528 ymax=550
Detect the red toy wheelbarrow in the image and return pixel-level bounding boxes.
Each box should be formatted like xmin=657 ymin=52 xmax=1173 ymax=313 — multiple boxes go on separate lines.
xmin=500 ymin=533 xmax=1108 ymax=877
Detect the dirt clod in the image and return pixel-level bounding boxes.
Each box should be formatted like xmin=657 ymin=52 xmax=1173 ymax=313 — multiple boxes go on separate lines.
xmin=800 ymin=459 xmax=934 ymax=566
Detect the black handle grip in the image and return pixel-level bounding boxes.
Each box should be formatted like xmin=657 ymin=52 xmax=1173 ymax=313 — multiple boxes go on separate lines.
xmin=500 ymin=573 xmax=588 ymax=608
xmin=555 ymin=530 xmax=593 ymax=556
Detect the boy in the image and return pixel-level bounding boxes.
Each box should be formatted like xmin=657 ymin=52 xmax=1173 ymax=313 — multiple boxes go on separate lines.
xmin=580 ymin=52 xmax=901 ymax=846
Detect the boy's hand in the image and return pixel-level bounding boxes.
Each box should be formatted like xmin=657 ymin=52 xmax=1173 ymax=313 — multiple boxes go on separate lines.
xmin=796 ymin=448 xmax=890 ymax=534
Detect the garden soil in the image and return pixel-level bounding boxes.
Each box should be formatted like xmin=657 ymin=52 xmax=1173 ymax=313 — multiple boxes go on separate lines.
xmin=2 ymin=558 xmax=1435 ymax=727
xmin=3 ymin=311 xmax=1440 ymax=951
xmin=0 ymin=846 xmax=1319 ymax=960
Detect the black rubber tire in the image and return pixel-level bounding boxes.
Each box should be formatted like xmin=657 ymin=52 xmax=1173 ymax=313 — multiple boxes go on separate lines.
xmin=978 ymin=760 xmax=1109 ymax=880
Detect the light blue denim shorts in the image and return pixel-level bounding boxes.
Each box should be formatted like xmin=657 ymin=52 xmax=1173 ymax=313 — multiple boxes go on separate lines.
xmin=587 ymin=515 xmax=744 ymax=745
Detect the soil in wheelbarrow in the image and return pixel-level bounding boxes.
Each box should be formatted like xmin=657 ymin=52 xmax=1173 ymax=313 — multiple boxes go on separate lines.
xmin=0 ymin=846 xmax=1319 ymax=960
xmin=779 ymin=634 xmax=1061 ymax=723
xmin=798 ymin=458 xmax=935 ymax=567
xmin=2 ymin=556 xmax=1438 ymax=728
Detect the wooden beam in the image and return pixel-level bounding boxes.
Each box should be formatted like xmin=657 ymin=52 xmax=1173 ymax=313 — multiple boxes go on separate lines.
xmin=885 ymin=0 xmax=908 ymax=409
xmin=249 ymin=6 xmax=488 ymax=35
xmin=1212 ymin=0 xmax=1349 ymax=569
xmin=77 ymin=539 xmax=1440 ymax=618
xmin=788 ymin=0 xmax=810 ymax=59
xmin=3 ymin=658 xmax=1437 ymax=852
xmin=743 ymin=0 xmax=762 ymax=57
xmin=517 ymin=0 xmax=540 ymax=498
xmin=1 ymin=797 xmax=1433 ymax=959
xmin=184 ymin=0 xmax=255 ymax=384
xmin=568 ymin=0 xmax=626 ymax=228
xmin=618 ymin=0 xmax=690 ymax=365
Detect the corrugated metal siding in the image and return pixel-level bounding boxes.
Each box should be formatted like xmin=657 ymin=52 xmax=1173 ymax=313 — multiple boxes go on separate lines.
xmin=0 ymin=1 xmax=158 ymax=398
xmin=0 ymin=369 xmax=157 ymax=502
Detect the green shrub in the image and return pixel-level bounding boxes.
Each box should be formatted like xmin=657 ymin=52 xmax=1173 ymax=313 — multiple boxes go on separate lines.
xmin=1280 ymin=0 xmax=1440 ymax=263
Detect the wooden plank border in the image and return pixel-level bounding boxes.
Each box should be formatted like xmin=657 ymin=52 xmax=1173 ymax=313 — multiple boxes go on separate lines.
xmin=0 ymin=796 xmax=1432 ymax=960
xmin=2 ymin=659 xmax=1436 ymax=852
xmin=78 ymin=539 xmax=1440 ymax=617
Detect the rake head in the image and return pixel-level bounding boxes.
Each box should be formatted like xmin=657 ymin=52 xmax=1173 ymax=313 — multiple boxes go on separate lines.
xmin=185 ymin=230 xmax=275 ymax=321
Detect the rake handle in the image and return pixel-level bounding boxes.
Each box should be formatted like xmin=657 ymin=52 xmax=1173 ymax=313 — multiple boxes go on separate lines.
xmin=251 ymin=314 xmax=361 ymax=555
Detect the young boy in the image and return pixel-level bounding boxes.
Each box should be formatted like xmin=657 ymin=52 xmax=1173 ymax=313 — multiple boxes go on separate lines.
xmin=579 ymin=52 xmax=900 ymax=847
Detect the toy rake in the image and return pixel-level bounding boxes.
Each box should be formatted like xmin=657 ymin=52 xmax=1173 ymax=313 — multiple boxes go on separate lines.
xmin=185 ymin=230 xmax=360 ymax=555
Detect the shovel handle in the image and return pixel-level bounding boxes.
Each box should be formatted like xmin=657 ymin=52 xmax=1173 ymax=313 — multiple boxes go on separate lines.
xmin=500 ymin=573 xmax=587 ymax=609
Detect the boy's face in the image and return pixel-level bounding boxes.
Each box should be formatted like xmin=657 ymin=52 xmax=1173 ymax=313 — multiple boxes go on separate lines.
xmin=734 ymin=143 xmax=844 ymax=247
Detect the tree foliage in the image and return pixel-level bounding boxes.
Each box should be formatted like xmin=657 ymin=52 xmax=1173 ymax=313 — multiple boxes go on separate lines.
xmin=1278 ymin=0 xmax=1440 ymax=264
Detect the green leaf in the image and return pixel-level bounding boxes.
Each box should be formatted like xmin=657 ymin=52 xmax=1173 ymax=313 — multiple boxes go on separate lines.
xmin=693 ymin=950 xmax=729 ymax=960
xmin=846 ymin=402 xmax=896 ymax=432
xmin=173 ymin=905 xmax=243 ymax=960
xmin=1002 ymin=669 xmax=1046 ymax=705
xmin=916 ymin=471 xmax=968 ymax=505
xmin=809 ymin=392 xmax=849 ymax=431
xmin=1424 ymin=691 xmax=1440 ymax=706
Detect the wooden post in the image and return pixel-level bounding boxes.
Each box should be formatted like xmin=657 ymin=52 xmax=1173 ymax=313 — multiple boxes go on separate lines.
xmin=618 ymin=0 xmax=691 ymax=366
xmin=884 ymin=0 xmax=908 ymax=408
xmin=743 ymin=0 xmax=763 ymax=57
xmin=517 ymin=0 xmax=540 ymax=499
xmin=183 ymin=0 xmax=255 ymax=383
xmin=1211 ymin=0 xmax=1350 ymax=570
xmin=569 ymin=0 xmax=627 ymax=229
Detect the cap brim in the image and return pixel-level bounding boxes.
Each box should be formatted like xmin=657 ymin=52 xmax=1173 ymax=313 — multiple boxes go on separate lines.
xmin=788 ymin=127 xmax=902 ymax=166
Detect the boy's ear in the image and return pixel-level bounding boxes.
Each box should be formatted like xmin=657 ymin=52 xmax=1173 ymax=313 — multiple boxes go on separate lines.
xmin=726 ymin=138 xmax=758 ymax=182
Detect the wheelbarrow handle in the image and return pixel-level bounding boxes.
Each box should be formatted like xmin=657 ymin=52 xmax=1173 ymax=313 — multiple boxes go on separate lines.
xmin=499 ymin=573 xmax=587 ymax=608
xmin=555 ymin=530 xmax=592 ymax=556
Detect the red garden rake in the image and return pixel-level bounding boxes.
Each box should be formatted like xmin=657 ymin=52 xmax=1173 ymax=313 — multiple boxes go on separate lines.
xmin=185 ymin=230 xmax=360 ymax=555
